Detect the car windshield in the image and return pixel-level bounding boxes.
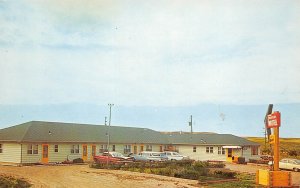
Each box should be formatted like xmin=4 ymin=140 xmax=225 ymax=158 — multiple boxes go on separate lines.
xmin=295 ymin=160 xmax=300 ymax=164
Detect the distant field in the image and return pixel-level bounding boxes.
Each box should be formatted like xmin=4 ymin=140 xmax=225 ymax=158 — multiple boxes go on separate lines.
xmin=246 ymin=137 xmax=300 ymax=159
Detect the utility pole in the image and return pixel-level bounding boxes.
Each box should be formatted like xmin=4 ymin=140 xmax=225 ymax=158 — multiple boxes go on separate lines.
xmin=107 ymin=104 xmax=114 ymax=152
xmin=263 ymin=127 xmax=267 ymax=149
xmin=104 ymin=116 xmax=107 ymax=150
xmin=189 ymin=115 xmax=193 ymax=134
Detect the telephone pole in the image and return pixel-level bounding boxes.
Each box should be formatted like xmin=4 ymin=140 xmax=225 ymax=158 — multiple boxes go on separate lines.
xmin=107 ymin=104 xmax=114 ymax=152
xmin=189 ymin=115 xmax=193 ymax=134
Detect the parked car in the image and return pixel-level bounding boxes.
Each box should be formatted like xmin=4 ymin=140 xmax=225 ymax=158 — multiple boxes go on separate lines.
xmin=94 ymin=152 xmax=133 ymax=164
xmin=132 ymin=151 xmax=167 ymax=162
xmin=163 ymin=151 xmax=189 ymax=161
xmin=268 ymin=158 xmax=300 ymax=172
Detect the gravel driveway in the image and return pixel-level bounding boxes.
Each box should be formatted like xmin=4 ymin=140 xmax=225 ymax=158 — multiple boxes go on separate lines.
xmin=0 ymin=164 xmax=198 ymax=188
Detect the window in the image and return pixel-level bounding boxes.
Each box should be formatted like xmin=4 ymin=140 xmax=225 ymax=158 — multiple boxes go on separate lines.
xmin=71 ymin=145 xmax=79 ymax=154
xmin=99 ymin=144 xmax=108 ymax=153
xmin=218 ymin=147 xmax=225 ymax=155
xmin=206 ymin=146 xmax=213 ymax=153
xmin=193 ymin=146 xmax=196 ymax=152
xmin=251 ymin=146 xmax=258 ymax=155
xmin=27 ymin=144 xmax=38 ymax=154
xmin=146 ymin=145 xmax=152 ymax=151
xmin=54 ymin=145 xmax=58 ymax=153
xmin=112 ymin=145 xmax=116 ymax=152
xmin=0 ymin=144 xmax=2 ymax=153
xmin=124 ymin=145 xmax=131 ymax=154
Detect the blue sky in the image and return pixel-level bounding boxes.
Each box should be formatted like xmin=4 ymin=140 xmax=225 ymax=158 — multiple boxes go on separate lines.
xmin=0 ymin=1 xmax=299 ymax=137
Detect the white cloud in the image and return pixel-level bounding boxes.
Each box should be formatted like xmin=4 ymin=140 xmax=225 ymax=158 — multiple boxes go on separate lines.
xmin=0 ymin=0 xmax=299 ymax=106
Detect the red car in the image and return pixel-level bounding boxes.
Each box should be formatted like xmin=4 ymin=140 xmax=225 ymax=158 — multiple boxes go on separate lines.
xmin=94 ymin=152 xmax=133 ymax=164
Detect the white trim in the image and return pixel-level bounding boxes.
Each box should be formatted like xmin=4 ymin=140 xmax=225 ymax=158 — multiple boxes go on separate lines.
xmin=222 ymin=146 xmax=242 ymax=149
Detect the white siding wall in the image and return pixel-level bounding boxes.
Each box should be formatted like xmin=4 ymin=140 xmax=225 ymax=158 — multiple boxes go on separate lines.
xmin=49 ymin=144 xmax=80 ymax=162
xmin=242 ymin=146 xmax=261 ymax=162
xmin=21 ymin=143 xmax=42 ymax=163
xmin=0 ymin=143 xmax=21 ymax=163
xmin=177 ymin=145 xmax=227 ymax=161
xmin=108 ymin=144 xmax=162 ymax=155
xmin=16 ymin=143 xmax=260 ymax=163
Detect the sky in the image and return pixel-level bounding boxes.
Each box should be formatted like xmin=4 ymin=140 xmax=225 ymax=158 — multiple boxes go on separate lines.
xmin=0 ymin=0 xmax=299 ymax=137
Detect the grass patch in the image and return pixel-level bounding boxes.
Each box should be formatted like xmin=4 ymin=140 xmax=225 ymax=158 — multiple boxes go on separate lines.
xmin=0 ymin=175 xmax=31 ymax=188
xmin=247 ymin=137 xmax=300 ymax=159
xmin=209 ymin=173 xmax=262 ymax=188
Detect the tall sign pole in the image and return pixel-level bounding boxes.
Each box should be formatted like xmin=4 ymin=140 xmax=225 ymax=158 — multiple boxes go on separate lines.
xmin=267 ymin=111 xmax=281 ymax=171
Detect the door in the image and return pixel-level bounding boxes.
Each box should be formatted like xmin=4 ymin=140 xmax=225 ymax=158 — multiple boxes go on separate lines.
xmin=140 ymin=145 xmax=144 ymax=152
xmin=91 ymin=145 xmax=96 ymax=161
xmin=134 ymin=146 xmax=137 ymax=154
xmin=159 ymin=146 xmax=163 ymax=152
xmin=42 ymin=144 xmax=49 ymax=163
xmin=227 ymin=148 xmax=233 ymax=162
xmin=82 ymin=145 xmax=87 ymax=161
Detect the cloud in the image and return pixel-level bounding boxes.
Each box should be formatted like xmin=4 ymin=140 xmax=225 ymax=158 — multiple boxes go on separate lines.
xmin=0 ymin=0 xmax=299 ymax=106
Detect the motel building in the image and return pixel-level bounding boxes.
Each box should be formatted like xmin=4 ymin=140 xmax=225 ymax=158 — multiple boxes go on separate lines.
xmin=0 ymin=121 xmax=260 ymax=164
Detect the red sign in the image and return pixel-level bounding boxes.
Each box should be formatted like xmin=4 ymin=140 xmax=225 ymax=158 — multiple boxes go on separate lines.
xmin=267 ymin=111 xmax=281 ymax=128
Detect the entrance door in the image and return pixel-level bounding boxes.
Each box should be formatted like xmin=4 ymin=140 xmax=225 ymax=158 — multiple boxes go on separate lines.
xmin=91 ymin=145 xmax=96 ymax=160
xmin=42 ymin=144 xmax=49 ymax=163
xmin=140 ymin=145 xmax=144 ymax=152
xmin=134 ymin=146 xmax=137 ymax=154
xmin=82 ymin=145 xmax=87 ymax=161
xmin=227 ymin=148 xmax=233 ymax=162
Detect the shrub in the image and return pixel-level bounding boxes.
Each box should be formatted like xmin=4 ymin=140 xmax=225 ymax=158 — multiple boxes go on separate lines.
xmin=208 ymin=163 xmax=225 ymax=168
xmin=193 ymin=161 xmax=209 ymax=169
xmin=288 ymin=150 xmax=298 ymax=157
xmin=73 ymin=158 xmax=84 ymax=163
xmin=174 ymin=169 xmax=200 ymax=180
xmin=0 ymin=175 xmax=31 ymax=188
xmin=214 ymin=170 xmax=237 ymax=179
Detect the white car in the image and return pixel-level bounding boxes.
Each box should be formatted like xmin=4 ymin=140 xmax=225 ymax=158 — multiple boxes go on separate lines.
xmin=164 ymin=151 xmax=188 ymax=161
xmin=133 ymin=151 xmax=167 ymax=162
xmin=268 ymin=158 xmax=300 ymax=172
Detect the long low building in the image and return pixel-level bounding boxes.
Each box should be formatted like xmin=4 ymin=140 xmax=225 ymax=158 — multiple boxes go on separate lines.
xmin=0 ymin=121 xmax=260 ymax=164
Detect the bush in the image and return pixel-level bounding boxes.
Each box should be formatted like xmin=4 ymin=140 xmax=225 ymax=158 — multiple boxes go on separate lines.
xmin=0 ymin=175 xmax=31 ymax=188
xmin=73 ymin=158 xmax=84 ymax=163
xmin=193 ymin=161 xmax=209 ymax=169
xmin=209 ymin=163 xmax=225 ymax=168
xmin=174 ymin=169 xmax=200 ymax=180
xmin=288 ymin=150 xmax=298 ymax=157
xmin=214 ymin=170 xmax=237 ymax=179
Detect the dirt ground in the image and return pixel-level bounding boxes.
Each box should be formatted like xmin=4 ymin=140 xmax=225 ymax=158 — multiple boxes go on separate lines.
xmin=225 ymin=163 xmax=300 ymax=186
xmin=1 ymin=163 xmax=299 ymax=187
xmin=0 ymin=164 xmax=199 ymax=188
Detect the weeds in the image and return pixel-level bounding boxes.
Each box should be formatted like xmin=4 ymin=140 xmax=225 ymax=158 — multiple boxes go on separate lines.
xmin=0 ymin=175 xmax=31 ymax=188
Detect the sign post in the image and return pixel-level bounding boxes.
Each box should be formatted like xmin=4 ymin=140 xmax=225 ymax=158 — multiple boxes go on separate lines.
xmin=257 ymin=110 xmax=291 ymax=187
xmin=267 ymin=111 xmax=281 ymax=171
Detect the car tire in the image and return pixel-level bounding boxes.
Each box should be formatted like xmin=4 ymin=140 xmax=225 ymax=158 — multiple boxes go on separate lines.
xmin=293 ymin=168 xmax=299 ymax=172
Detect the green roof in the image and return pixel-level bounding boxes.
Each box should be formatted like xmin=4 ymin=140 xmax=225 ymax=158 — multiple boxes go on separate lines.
xmin=0 ymin=121 xmax=259 ymax=146
xmin=166 ymin=133 xmax=259 ymax=146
